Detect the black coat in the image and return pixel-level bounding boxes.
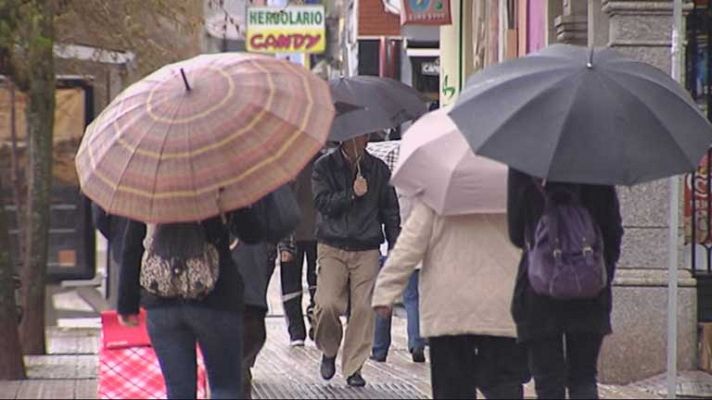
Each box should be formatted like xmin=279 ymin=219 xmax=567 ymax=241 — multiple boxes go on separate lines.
xmin=117 ymin=208 xmax=263 ymax=316
xmin=91 ymin=203 xmax=128 ymax=264
xmin=507 ymin=168 xmax=624 ymax=342
xmin=312 ymin=148 xmax=400 ymax=251
xmin=232 ymin=241 xmax=277 ymax=311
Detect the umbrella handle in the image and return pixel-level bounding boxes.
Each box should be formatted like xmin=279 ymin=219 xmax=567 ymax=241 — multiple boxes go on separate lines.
xmin=217 ymin=187 xmax=226 ymax=224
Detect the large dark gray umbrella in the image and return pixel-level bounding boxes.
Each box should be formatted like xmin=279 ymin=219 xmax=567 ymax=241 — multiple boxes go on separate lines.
xmin=329 ymin=76 xmax=427 ymax=142
xmin=449 ymin=44 xmax=712 ymax=186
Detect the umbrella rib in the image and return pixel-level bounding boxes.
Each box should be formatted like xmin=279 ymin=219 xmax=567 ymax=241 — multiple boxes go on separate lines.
xmin=148 ymin=95 xmax=188 ymax=221
xmin=543 ymin=72 xmax=590 ymax=181
xmin=608 ymin=64 xmax=702 ymax=113
xmin=473 ymin=72 xmax=583 ymax=171
xmin=105 ymin=103 xmax=165 ymax=218
xmin=597 ymin=73 xmax=696 ymax=181
xmin=458 ymin=64 xmax=573 ymax=101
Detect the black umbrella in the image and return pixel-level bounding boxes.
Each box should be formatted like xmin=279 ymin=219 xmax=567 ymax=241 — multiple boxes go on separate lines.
xmin=329 ymin=76 xmax=428 ymax=142
xmin=449 ymin=44 xmax=712 ymax=186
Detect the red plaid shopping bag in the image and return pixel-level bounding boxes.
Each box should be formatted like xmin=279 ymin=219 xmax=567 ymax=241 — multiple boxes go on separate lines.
xmin=98 ymin=310 xmax=208 ymax=399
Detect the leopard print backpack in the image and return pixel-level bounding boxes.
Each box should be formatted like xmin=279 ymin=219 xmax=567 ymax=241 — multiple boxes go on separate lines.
xmin=140 ymin=223 xmax=220 ymax=300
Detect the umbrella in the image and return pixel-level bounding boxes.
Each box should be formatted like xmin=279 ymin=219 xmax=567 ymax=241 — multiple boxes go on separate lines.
xmin=329 ymin=76 xmax=428 ymax=142
xmin=75 ymin=53 xmax=334 ymax=223
xmin=366 ymin=140 xmax=400 ymax=171
xmin=449 ymin=44 xmax=712 ymax=186
xmin=392 ymin=107 xmax=508 ymax=216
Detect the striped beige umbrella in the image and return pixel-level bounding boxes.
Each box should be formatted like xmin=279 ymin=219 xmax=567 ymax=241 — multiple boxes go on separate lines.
xmin=76 ymin=53 xmax=335 ymax=223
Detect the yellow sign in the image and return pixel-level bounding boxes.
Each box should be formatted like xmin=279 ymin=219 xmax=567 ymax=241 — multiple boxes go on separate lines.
xmin=247 ymin=6 xmax=326 ymax=54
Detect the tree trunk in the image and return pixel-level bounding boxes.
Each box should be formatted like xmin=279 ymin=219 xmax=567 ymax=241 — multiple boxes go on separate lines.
xmin=9 ymin=80 xmax=26 ymax=266
xmin=19 ymin=2 xmax=55 ymax=355
xmin=0 ymin=176 xmax=26 ymax=379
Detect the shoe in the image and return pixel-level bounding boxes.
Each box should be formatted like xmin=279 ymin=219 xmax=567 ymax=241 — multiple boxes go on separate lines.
xmin=320 ymin=354 xmax=336 ymax=380
xmin=346 ymin=371 xmax=366 ymax=387
xmin=369 ymin=354 xmax=386 ymax=362
xmin=290 ymin=339 xmax=305 ymax=347
xmin=411 ymin=348 xmax=425 ymax=363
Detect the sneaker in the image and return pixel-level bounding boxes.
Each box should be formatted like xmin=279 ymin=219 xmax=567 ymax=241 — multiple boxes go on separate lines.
xmin=320 ymin=354 xmax=336 ymax=380
xmin=290 ymin=339 xmax=305 ymax=347
xmin=411 ymin=348 xmax=425 ymax=363
xmin=346 ymin=371 xmax=366 ymax=387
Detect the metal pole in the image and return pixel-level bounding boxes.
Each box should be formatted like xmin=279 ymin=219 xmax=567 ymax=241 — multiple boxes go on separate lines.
xmin=668 ymin=1 xmax=683 ymax=398
xmin=588 ymin=0 xmax=594 ymax=48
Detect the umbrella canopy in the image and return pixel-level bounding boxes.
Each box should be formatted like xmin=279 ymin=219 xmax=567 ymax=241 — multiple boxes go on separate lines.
xmin=329 ymin=76 xmax=427 ymax=142
xmin=76 ymin=53 xmax=334 ymax=223
xmin=392 ymin=107 xmax=508 ymax=216
xmin=366 ymin=140 xmax=400 ymax=171
xmin=449 ymin=44 xmax=712 ymax=186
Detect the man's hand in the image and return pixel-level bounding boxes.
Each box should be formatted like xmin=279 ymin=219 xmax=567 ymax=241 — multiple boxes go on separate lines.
xmin=118 ymin=314 xmax=139 ymax=327
xmin=353 ymin=175 xmax=368 ymax=197
xmin=374 ymin=305 xmax=392 ymax=318
xmin=280 ymin=250 xmax=294 ymax=263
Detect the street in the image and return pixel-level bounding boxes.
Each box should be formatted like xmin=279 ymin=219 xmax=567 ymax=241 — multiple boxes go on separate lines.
xmin=0 ymin=264 xmax=696 ymax=399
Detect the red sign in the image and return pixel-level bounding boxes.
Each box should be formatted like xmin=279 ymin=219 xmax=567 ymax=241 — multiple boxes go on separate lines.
xmin=401 ymin=0 xmax=452 ymax=26
xmin=684 ymin=154 xmax=711 ymax=245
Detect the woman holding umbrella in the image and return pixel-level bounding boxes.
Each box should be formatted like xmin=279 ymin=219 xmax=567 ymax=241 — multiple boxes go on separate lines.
xmin=506 ymin=171 xmax=623 ymax=399
xmin=449 ymin=44 xmax=712 ymax=399
xmin=371 ymin=108 xmax=529 ymax=399
xmin=75 ymin=53 xmax=335 ymax=398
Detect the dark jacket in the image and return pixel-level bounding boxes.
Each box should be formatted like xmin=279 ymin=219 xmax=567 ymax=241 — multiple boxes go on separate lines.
xmin=117 ymin=208 xmax=263 ymax=316
xmin=312 ymin=148 xmax=400 ymax=251
xmin=294 ymin=158 xmax=317 ymax=241
xmin=232 ymin=241 xmax=277 ymax=310
xmin=507 ymin=168 xmax=624 ymax=343
xmin=278 ymin=158 xmax=317 ymax=255
xmin=91 ymin=203 xmax=128 ymax=264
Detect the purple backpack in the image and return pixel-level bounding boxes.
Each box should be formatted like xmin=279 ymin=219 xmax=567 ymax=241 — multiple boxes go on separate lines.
xmin=527 ymin=182 xmax=607 ymax=300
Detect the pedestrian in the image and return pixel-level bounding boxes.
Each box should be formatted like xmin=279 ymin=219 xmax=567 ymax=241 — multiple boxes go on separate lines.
xmin=371 ymin=192 xmax=426 ymax=363
xmin=117 ymin=207 xmax=264 ymax=399
xmin=312 ymin=133 xmax=401 ymax=387
xmin=372 ymin=197 xmax=529 ymax=399
xmin=232 ymin=240 xmax=278 ymax=399
xmin=91 ymin=203 xmax=128 ymax=309
xmin=278 ymin=155 xmax=319 ymax=346
xmin=507 ymin=168 xmax=623 ymax=399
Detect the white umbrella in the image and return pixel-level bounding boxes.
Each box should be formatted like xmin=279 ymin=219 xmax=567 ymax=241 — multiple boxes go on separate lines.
xmin=391 ymin=107 xmax=508 ymax=216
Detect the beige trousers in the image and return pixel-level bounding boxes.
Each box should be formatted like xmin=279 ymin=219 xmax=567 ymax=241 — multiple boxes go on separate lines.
xmin=313 ymin=243 xmax=381 ymax=377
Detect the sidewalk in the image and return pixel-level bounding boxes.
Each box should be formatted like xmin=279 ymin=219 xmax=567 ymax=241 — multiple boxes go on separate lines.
xmin=0 ymin=265 xmax=710 ymax=399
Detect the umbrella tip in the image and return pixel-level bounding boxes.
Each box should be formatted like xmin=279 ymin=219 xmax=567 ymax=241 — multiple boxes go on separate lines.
xmin=587 ymin=47 xmax=594 ymax=69
xmin=180 ymin=68 xmax=191 ymax=92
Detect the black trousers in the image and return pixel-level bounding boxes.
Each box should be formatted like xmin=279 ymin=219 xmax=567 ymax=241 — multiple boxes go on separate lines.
xmin=242 ymin=306 xmax=267 ymax=400
xmin=280 ymin=240 xmax=317 ymax=340
xmin=528 ymin=332 xmax=604 ymax=399
xmin=429 ymin=335 xmax=529 ymax=399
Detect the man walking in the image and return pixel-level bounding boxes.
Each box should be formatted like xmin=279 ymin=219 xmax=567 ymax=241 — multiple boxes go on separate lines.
xmin=278 ymin=156 xmax=319 ymax=346
xmin=311 ymin=133 xmax=400 ymax=387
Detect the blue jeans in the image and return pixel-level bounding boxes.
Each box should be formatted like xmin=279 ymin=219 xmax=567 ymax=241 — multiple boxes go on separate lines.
xmin=372 ymin=270 xmax=426 ymax=358
xmin=146 ymin=305 xmax=243 ymax=399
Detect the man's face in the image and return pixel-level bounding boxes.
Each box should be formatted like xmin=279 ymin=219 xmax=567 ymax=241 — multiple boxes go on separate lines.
xmin=342 ymin=134 xmax=369 ymax=159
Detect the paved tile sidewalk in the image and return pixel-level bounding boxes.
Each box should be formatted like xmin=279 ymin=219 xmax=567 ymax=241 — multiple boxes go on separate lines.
xmin=1 ymin=264 xmax=710 ymax=399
